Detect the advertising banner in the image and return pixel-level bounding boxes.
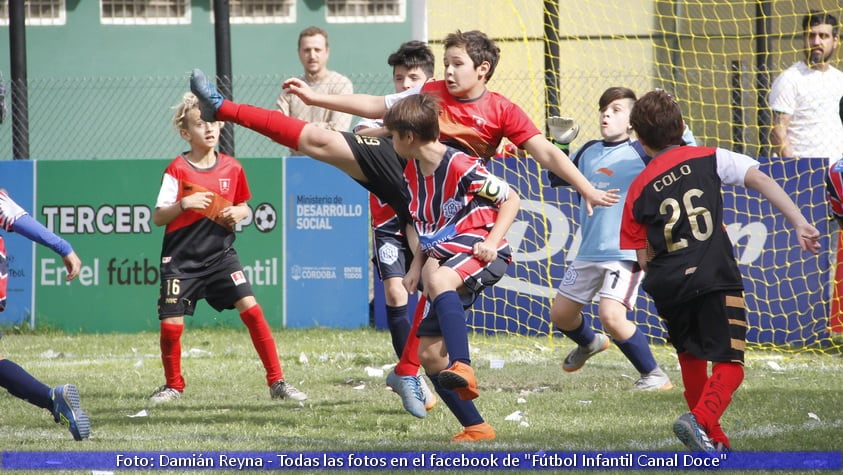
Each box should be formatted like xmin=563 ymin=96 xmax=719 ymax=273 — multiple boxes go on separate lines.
xmin=33 ymin=158 xmax=286 ymax=332
xmin=283 ymin=157 xmax=369 ymax=329
xmin=475 ymin=157 xmax=832 ymax=345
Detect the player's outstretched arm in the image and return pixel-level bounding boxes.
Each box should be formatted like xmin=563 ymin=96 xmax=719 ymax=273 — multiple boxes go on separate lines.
xmin=744 ymin=167 xmax=820 ymax=254
xmin=522 ymin=135 xmax=620 ymax=215
xmin=282 ymin=78 xmax=387 ymax=119
xmin=8 ymin=213 xmax=81 ymax=280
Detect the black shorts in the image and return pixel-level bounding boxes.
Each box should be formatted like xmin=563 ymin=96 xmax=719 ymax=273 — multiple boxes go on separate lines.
xmin=655 ymin=289 xmax=747 ymax=364
xmin=341 ymin=132 xmax=410 ymax=223
xmin=158 ymin=251 xmax=254 ymax=318
xmin=372 ymin=231 xmax=412 ymax=280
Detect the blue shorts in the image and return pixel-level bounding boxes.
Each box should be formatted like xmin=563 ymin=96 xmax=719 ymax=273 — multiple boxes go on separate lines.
xmin=372 ymin=230 xmax=412 ymax=280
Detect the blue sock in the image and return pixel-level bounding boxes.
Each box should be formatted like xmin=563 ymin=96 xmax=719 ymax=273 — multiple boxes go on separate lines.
xmin=559 ymin=315 xmax=596 ymax=347
xmin=615 ymin=328 xmax=658 ymax=374
xmin=433 ymin=291 xmax=470 ymax=364
xmin=429 ymin=373 xmax=483 ymax=427
xmin=385 ymin=304 xmax=410 ymax=358
xmin=0 ymin=359 xmax=53 ymax=410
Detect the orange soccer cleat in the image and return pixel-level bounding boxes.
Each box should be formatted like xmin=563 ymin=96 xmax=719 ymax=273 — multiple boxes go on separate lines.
xmin=439 ymin=361 xmax=479 ymax=400
xmin=452 ymin=422 xmax=496 ymax=442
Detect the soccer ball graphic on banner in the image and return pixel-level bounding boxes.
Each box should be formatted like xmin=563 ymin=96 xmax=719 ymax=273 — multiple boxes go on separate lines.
xmin=253 ymin=202 xmax=277 ymax=233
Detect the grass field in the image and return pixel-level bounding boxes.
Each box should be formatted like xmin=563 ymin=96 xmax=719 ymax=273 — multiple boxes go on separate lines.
xmin=0 ymin=325 xmax=841 ymax=474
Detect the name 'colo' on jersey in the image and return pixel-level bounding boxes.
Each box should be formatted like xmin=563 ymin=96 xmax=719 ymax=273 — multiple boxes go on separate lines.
xmin=620 ymin=146 xmax=758 ymax=307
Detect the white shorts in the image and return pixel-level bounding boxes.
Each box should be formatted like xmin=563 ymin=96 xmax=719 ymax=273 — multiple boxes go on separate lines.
xmin=556 ymin=260 xmax=643 ymax=309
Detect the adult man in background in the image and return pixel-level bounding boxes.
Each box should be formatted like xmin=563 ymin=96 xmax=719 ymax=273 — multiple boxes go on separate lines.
xmin=277 ymin=26 xmax=354 ymax=153
xmin=770 ymin=11 xmax=843 ymax=336
xmin=769 ymin=10 xmax=843 ymax=163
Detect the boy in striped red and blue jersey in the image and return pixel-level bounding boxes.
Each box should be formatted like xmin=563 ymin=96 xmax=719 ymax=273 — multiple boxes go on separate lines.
xmin=383 ymin=93 xmax=520 ymax=442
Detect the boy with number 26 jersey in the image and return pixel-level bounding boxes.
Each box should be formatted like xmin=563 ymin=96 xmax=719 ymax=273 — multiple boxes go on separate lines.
xmin=620 ymin=89 xmax=819 ymax=453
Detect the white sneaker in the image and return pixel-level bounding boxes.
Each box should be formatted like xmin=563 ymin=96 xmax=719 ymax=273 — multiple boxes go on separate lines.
xmin=562 ymin=333 xmax=610 ymax=372
xmin=634 ymin=367 xmax=674 ymax=391
xmin=386 ymin=370 xmax=426 ymax=418
xmin=270 ymin=380 xmax=308 ymax=401
xmin=149 ymin=385 xmax=182 ymax=403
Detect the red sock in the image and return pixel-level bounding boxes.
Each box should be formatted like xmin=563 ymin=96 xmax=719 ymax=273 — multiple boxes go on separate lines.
xmin=395 ymin=295 xmax=426 ymax=376
xmin=218 ymin=100 xmax=307 ymax=151
xmin=678 ymin=352 xmax=708 ymax=410
xmin=160 ymin=321 xmax=185 ymax=391
xmin=240 ymin=304 xmax=284 ymax=386
xmin=692 ymin=362 xmax=744 ymax=443
xmin=708 ymin=422 xmax=730 ymax=449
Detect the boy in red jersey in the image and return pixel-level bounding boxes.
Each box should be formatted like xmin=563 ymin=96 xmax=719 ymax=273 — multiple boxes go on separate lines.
xmin=188 ymin=29 xmax=617 ymax=416
xmin=384 ymin=93 xmax=520 ymax=441
xmin=149 ymin=92 xmax=306 ymax=403
xmin=620 ymin=90 xmax=820 ymax=452
xmin=0 ymin=190 xmax=90 ymax=440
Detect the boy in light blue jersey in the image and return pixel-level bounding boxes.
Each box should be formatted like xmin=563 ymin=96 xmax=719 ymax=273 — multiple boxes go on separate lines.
xmin=548 ymin=87 xmax=692 ymax=390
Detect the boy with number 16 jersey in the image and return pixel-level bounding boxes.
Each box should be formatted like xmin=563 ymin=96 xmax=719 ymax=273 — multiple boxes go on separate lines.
xmin=149 ymin=92 xmax=306 ymax=404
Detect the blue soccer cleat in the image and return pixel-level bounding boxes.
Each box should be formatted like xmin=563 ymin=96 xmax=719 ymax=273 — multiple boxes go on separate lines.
xmin=386 ymin=370 xmax=427 ymax=418
xmin=190 ymin=68 xmax=224 ymax=122
xmin=673 ymin=412 xmax=715 ymax=453
xmin=51 ymin=384 xmax=91 ymax=441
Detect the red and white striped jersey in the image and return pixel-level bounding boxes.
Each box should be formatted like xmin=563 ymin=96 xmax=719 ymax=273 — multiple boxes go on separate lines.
xmin=405 ymin=146 xmax=510 ymax=260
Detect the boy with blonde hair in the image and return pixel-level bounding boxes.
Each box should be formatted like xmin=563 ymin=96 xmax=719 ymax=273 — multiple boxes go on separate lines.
xmin=149 ymin=93 xmax=306 ymax=403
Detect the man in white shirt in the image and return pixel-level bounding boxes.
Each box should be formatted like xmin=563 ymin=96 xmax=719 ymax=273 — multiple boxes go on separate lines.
xmin=770 ymin=10 xmax=843 ymax=164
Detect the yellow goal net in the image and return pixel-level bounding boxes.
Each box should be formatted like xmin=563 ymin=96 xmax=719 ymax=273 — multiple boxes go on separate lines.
xmin=427 ymin=0 xmax=843 ymax=354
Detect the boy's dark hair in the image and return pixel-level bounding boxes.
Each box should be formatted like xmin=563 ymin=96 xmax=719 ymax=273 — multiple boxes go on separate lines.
xmin=629 ymin=90 xmax=684 ymax=151
xmin=383 ymin=93 xmax=440 ymax=142
xmin=388 ymin=40 xmax=435 ymax=79
xmin=444 ymin=30 xmax=500 ymax=81
xmin=803 ymin=10 xmax=839 ymax=36
xmin=298 ymin=25 xmax=329 ymax=48
xmin=598 ymin=86 xmax=637 ymax=111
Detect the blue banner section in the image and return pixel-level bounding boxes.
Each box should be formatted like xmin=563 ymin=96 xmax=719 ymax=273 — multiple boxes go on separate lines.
xmin=477 ymin=157 xmax=833 ymax=344
xmin=2 ymin=451 xmax=840 ymax=471
xmin=283 ymin=157 xmax=369 ymax=328
xmin=372 ymin=273 xmax=418 ymax=330
xmin=0 ymin=160 xmax=35 ymax=326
